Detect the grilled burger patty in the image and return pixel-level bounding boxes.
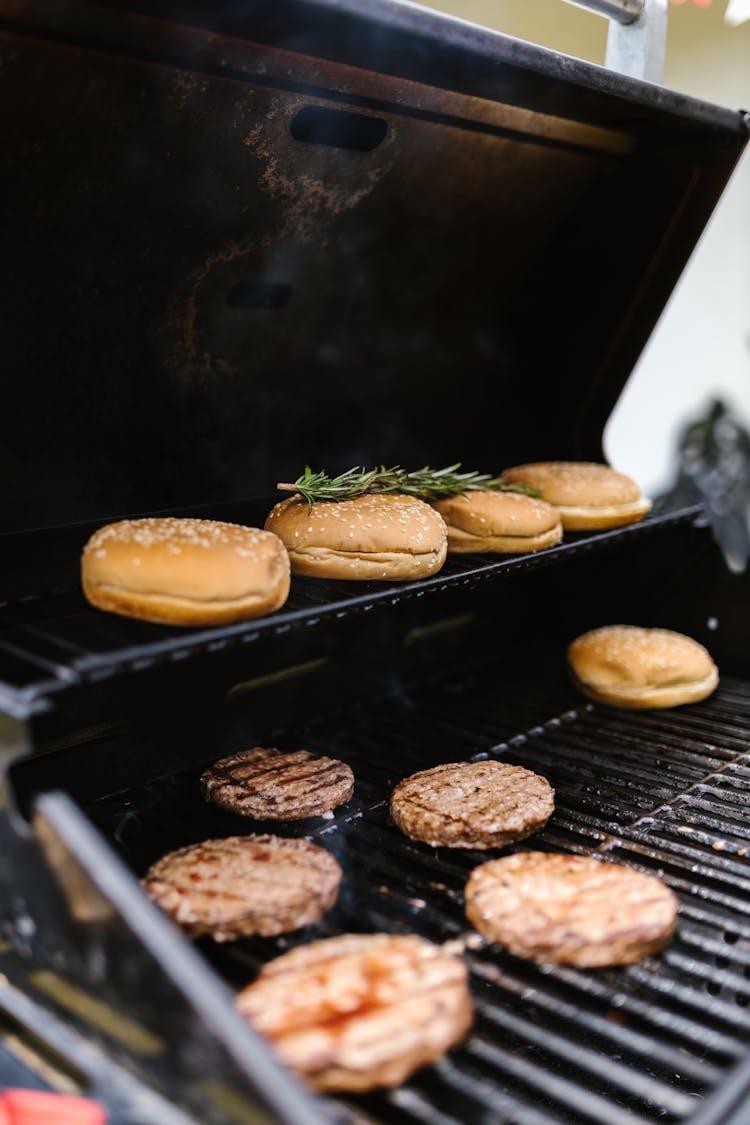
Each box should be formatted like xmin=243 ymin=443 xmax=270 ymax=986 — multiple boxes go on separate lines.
xmin=465 ymin=852 xmax=679 ymax=966
xmin=142 ymin=834 xmax=342 ymax=941
xmin=236 ymin=933 xmax=473 ymax=1091
xmin=390 ymin=760 xmax=554 ymax=848
xmin=201 ymin=747 xmax=354 ymax=821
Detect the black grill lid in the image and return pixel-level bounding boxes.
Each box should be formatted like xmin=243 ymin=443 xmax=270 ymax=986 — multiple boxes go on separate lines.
xmin=0 ymin=0 xmax=747 ymax=533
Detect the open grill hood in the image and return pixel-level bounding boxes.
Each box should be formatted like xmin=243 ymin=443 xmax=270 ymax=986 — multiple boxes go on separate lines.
xmin=0 ymin=2 xmax=749 ymax=1123
xmin=0 ymin=0 xmax=746 ymax=535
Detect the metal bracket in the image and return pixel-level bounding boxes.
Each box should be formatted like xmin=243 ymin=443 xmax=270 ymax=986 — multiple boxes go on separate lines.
xmin=563 ymin=0 xmax=668 ymax=84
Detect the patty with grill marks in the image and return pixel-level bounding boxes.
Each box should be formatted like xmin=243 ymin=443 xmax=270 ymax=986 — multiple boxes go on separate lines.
xmin=390 ymin=760 xmax=554 ymax=849
xmin=465 ymin=852 xmax=679 ymax=966
xmin=201 ymin=747 xmax=355 ymax=821
xmin=236 ymin=933 xmax=473 ymax=1092
xmin=142 ymin=834 xmax=342 ymax=941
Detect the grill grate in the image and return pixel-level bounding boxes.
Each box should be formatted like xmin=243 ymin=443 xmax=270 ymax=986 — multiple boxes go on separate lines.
xmin=84 ymin=655 xmax=750 ymax=1124
xmin=0 ymin=505 xmax=700 ymax=717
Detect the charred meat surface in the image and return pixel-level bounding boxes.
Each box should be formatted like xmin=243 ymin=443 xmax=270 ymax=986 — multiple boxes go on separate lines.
xmin=142 ymin=834 xmax=342 ymax=941
xmin=201 ymin=747 xmax=354 ymax=821
xmin=390 ymin=760 xmax=554 ymax=848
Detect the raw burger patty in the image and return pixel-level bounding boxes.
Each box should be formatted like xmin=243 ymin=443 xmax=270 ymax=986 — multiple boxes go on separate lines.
xmin=236 ymin=933 xmax=473 ymax=1092
xmin=390 ymin=760 xmax=554 ymax=848
xmin=201 ymin=747 xmax=354 ymax=820
xmin=465 ymin=851 xmax=678 ymax=966
xmin=142 ymin=834 xmax=341 ymax=941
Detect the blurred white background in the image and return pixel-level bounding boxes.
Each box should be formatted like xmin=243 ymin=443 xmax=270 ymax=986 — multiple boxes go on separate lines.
xmin=422 ymin=0 xmax=750 ymax=497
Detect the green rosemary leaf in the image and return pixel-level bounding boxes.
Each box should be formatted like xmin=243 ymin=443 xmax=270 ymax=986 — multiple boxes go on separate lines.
xmin=277 ymin=464 xmax=539 ymax=504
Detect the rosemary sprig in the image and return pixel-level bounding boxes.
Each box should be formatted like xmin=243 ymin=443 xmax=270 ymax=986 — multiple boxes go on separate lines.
xmin=277 ymin=464 xmax=539 ymax=505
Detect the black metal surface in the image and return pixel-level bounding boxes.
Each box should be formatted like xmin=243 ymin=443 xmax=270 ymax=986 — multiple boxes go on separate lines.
xmin=1 ymin=1 xmax=746 ymax=533
xmin=0 ymin=975 xmax=200 ymax=1125
xmin=0 ymin=792 xmax=325 ymax=1125
xmin=0 ymin=504 xmax=702 ymax=719
xmin=81 ymin=653 xmax=750 ymax=1125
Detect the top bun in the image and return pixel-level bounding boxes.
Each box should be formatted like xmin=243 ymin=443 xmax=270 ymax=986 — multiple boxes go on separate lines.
xmin=432 ymin=491 xmax=562 ymax=553
xmin=567 ymin=625 xmax=718 ymax=709
xmin=82 ymin=517 xmax=290 ymax=626
xmin=500 ymin=462 xmax=651 ymax=530
xmin=265 ymin=493 xmax=447 ymax=580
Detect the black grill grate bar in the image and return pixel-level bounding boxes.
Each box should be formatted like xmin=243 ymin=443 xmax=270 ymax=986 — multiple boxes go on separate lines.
xmin=673 ymin=788 xmax=750 ymax=820
xmin=584 ymin=712 xmax=750 ymax=756
xmin=543 ymin=964 xmax=747 ymax=1058
xmin=623 ymin=963 xmax=750 ymax=1031
xmin=632 ymin=823 xmax=750 ymax=860
xmin=0 ymin=635 xmax=80 ymax=684
xmin=388 ymin=1062 xmax=564 ymax=1125
xmin=675 ymin=779 xmax=750 ymax=808
xmin=676 ymin=901 xmax=750 ymax=946
xmin=580 ymin=695 xmax=741 ymax=724
xmin=675 ymin=921 xmax=750 ymax=967
xmin=522 ymin=724 xmax=727 ymax=776
xmin=501 ymin=735 xmax=699 ymax=795
xmin=0 ymin=618 xmax=88 ymax=657
xmin=702 ymin=767 xmax=750 ymax=789
xmin=472 ymin=996 xmax=700 ymax=1114
xmin=377 ymin=1087 xmax=467 ymax=1125
xmin=598 ymin=839 xmax=750 ymax=906
xmin=650 ymin=825 xmax=750 ymax=861
xmin=534 ymin=822 xmax=611 ymax=851
xmin=574 ymin=723 xmax=739 ymax=765
xmin=468 ymin=955 xmax=718 ymax=1083
xmin=655 ymin=805 xmax=750 ymax=844
xmin=462 ymin=1036 xmax=661 ymax=1125
xmin=663 ymin=947 xmax=750 ymax=1000
xmin=539 ymin=785 xmax=657 ymax=825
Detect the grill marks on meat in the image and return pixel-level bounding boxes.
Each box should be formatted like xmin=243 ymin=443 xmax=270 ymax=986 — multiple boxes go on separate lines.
xmin=142 ymin=835 xmax=342 ymax=941
xmin=236 ymin=933 xmax=473 ymax=1091
xmin=390 ymin=760 xmax=554 ymax=848
xmin=465 ymin=852 xmax=679 ymax=966
xmin=201 ymin=747 xmax=355 ymax=820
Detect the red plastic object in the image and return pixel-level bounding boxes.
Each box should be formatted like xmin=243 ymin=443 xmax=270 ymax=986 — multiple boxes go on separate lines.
xmin=0 ymin=1090 xmax=106 ymax=1125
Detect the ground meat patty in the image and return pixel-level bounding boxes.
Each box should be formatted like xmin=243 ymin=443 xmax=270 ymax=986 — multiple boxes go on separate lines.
xmin=142 ymin=835 xmax=342 ymax=941
xmin=390 ymin=760 xmax=554 ymax=849
xmin=465 ymin=852 xmax=679 ymax=966
xmin=201 ymin=747 xmax=354 ymax=820
xmin=236 ymin=933 xmax=473 ymax=1092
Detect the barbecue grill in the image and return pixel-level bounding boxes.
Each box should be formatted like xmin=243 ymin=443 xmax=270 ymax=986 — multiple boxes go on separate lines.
xmin=2 ymin=0 xmax=750 ymax=1121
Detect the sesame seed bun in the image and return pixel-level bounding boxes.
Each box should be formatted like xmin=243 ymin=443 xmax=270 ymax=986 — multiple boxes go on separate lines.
xmin=500 ymin=462 xmax=651 ymax=530
xmin=81 ymin=518 xmax=290 ymax=626
xmin=431 ymin=491 xmax=562 ymax=553
xmin=264 ymin=494 xmax=448 ymax=580
xmin=567 ymin=625 xmax=719 ymax=709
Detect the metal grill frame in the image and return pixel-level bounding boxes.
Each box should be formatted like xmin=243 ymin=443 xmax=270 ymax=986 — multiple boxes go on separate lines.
xmin=31 ymin=653 xmax=750 ymax=1125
